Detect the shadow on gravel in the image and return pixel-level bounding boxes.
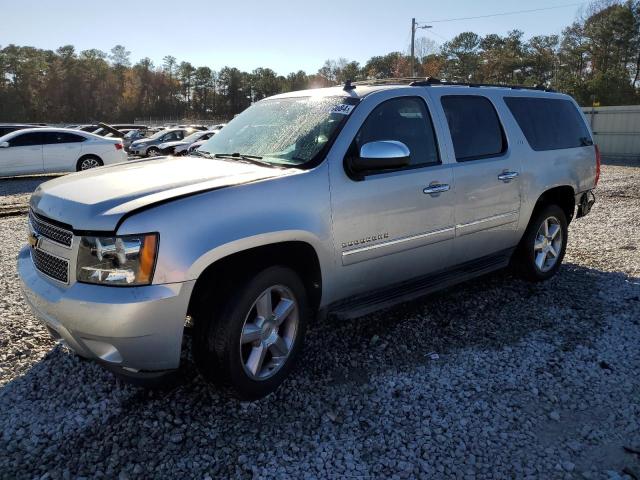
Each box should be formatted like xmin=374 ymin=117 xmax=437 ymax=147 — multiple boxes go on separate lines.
xmin=0 ymin=175 xmax=61 ymax=197
xmin=1 ymin=263 xmax=638 ymax=478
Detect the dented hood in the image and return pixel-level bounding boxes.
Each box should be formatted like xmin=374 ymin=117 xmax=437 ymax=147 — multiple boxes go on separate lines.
xmin=30 ymin=156 xmax=295 ymax=231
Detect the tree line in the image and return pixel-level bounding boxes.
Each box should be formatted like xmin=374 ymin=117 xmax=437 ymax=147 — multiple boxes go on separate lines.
xmin=1 ymin=0 xmax=638 ymax=123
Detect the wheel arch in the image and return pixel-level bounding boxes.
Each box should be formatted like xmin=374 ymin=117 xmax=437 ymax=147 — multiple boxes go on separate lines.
xmin=532 ymin=185 xmax=576 ymax=224
xmin=187 ymin=240 xmax=323 ymax=320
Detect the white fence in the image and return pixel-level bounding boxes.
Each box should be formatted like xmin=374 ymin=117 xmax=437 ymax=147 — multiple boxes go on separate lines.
xmin=582 ymin=105 xmax=640 ymax=160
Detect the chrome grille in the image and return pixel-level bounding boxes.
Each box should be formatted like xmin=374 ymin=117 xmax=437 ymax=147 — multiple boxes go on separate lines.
xmin=31 ymin=248 xmax=69 ymax=283
xmin=29 ymin=210 xmax=73 ymax=247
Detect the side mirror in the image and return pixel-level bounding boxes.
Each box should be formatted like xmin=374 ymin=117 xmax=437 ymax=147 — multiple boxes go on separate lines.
xmin=0 ymin=141 xmax=9 ymax=148
xmin=351 ymin=140 xmax=410 ymax=172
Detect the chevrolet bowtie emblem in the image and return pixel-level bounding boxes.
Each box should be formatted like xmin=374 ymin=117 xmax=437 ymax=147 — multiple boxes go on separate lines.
xmin=27 ymin=232 xmax=39 ymax=248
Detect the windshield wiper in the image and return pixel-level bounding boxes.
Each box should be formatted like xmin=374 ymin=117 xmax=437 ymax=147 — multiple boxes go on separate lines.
xmin=213 ymin=152 xmax=278 ymax=168
xmin=189 ymin=150 xmax=214 ymax=158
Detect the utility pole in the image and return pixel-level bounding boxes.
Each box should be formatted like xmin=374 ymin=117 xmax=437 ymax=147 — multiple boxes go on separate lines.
xmin=410 ymin=18 xmax=432 ymax=77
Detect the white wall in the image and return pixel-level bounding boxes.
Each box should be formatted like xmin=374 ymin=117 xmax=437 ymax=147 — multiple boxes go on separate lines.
xmin=582 ymin=105 xmax=640 ymax=159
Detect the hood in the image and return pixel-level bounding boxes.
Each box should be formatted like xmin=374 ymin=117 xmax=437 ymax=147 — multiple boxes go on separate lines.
xmin=158 ymin=141 xmax=187 ymax=149
xmin=30 ymin=156 xmax=297 ymax=231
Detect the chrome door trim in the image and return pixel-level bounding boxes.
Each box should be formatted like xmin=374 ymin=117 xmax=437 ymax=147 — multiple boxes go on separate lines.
xmin=456 ymin=210 xmax=519 ymax=237
xmin=342 ymin=226 xmax=455 ymax=266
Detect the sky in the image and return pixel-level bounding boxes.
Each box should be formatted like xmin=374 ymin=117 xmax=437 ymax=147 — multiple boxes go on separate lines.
xmin=0 ymin=0 xmax=588 ymax=75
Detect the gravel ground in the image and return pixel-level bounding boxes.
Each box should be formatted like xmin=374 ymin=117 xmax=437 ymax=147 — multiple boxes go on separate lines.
xmin=1 ymin=163 xmax=639 ymax=479
xmin=0 ymin=175 xmax=59 ymax=207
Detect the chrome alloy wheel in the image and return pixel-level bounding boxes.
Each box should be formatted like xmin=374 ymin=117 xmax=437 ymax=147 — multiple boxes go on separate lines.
xmin=534 ymin=216 xmax=563 ymax=272
xmin=80 ymin=158 xmax=100 ymax=170
xmin=239 ymin=285 xmax=299 ymax=380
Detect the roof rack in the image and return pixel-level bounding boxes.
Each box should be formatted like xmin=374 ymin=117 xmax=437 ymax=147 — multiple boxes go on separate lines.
xmin=348 ymin=76 xmax=553 ymax=92
xmin=351 ymin=77 xmax=429 ymax=86
xmin=410 ymin=77 xmax=553 ymax=92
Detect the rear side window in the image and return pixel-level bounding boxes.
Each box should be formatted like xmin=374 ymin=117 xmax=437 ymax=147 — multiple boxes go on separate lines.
xmin=441 ymin=95 xmax=506 ymax=161
xmin=41 ymin=132 xmax=86 ymax=144
xmin=504 ymin=97 xmax=592 ymax=151
xmin=355 ymin=96 xmax=440 ymax=168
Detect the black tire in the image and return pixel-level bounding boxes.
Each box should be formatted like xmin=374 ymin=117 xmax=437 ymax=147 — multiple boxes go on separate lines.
xmin=514 ymin=204 xmax=568 ymax=282
xmin=76 ymin=155 xmax=103 ymax=171
xmin=193 ymin=266 xmax=308 ymax=400
xmin=146 ymin=147 xmax=160 ymax=157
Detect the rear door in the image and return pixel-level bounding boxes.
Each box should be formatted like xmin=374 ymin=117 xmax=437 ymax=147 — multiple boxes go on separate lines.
xmin=329 ymin=93 xmax=456 ymax=298
xmin=435 ymin=93 xmax=522 ymax=264
xmin=42 ymin=132 xmax=85 ymax=173
xmin=0 ymin=132 xmax=44 ymax=176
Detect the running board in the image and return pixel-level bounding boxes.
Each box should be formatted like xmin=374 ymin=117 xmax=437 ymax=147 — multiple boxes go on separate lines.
xmin=329 ymin=249 xmax=514 ymax=320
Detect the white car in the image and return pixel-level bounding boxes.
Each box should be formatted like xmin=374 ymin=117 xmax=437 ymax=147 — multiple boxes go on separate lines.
xmin=158 ymin=130 xmax=216 ymax=156
xmin=0 ymin=128 xmax=127 ymax=177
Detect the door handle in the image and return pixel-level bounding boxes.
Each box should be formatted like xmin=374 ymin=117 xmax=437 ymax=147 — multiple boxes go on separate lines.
xmin=498 ymin=171 xmax=519 ymax=182
xmin=423 ymin=183 xmax=450 ymax=195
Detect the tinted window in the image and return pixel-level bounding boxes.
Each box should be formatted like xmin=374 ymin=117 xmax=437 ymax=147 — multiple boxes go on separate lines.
xmin=9 ymin=132 xmax=43 ymax=147
xmin=355 ymin=97 xmax=439 ymax=168
xmin=441 ymin=96 xmax=506 ymax=161
xmin=504 ymin=97 xmax=591 ymax=151
xmin=41 ymin=132 xmax=86 ymax=145
xmin=0 ymin=126 xmax=22 ymax=137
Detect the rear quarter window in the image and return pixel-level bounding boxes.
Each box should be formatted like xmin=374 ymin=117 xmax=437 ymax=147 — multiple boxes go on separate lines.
xmin=504 ymin=97 xmax=592 ymax=151
xmin=441 ymin=95 xmax=506 ymax=161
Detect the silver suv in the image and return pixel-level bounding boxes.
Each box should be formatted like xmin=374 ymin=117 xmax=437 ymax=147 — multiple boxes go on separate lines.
xmin=18 ymin=80 xmax=598 ymax=399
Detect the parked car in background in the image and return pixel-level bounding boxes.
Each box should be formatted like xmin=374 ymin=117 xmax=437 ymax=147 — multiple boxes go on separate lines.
xmin=129 ymin=128 xmax=195 ymax=157
xmin=158 ymin=130 xmax=216 ymax=155
xmin=18 ymin=82 xmax=597 ymax=399
xmin=0 ymin=128 xmax=127 ymax=177
xmin=0 ymin=123 xmax=45 ymax=137
xmin=187 ymin=139 xmax=208 ymax=154
xmin=123 ymin=129 xmax=148 ymax=150
xmin=210 ymin=123 xmax=227 ymax=131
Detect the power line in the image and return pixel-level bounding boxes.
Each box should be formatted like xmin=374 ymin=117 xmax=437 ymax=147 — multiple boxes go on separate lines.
xmin=420 ymin=2 xmax=585 ymax=24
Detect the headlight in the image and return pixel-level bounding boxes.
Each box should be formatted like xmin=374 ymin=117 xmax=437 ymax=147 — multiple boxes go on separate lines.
xmin=76 ymin=233 xmax=158 ymax=286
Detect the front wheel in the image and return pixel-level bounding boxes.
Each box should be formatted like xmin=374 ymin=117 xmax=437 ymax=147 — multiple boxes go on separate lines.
xmin=146 ymin=147 xmax=160 ymax=157
xmin=514 ymin=204 xmax=568 ymax=282
xmin=194 ymin=266 xmax=308 ymax=400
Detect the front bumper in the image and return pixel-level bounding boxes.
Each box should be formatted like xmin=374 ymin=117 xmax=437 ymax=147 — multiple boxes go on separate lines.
xmin=18 ymin=246 xmax=195 ymax=373
xmin=129 ymin=144 xmax=146 ymax=156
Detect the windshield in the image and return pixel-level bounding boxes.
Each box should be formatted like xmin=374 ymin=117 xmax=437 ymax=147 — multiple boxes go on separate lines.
xmin=147 ymin=129 xmax=170 ymax=141
xmin=183 ymin=131 xmax=207 ymax=143
xmin=197 ymin=96 xmax=358 ymax=166
xmin=124 ymin=130 xmax=140 ymax=139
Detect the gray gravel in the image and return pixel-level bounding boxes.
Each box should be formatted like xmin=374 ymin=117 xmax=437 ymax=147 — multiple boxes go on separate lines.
xmin=0 ymin=175 xmax=59 ymax=207
xmin=1 ymin=163 xmax=639 ymax=479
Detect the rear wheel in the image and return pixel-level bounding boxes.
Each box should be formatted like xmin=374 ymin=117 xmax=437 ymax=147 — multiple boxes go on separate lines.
xmin=193 ymin=266 xmax=308 ymax=400
xmin=76 ymin=155 xmax=103 ymax=171
xmin=514 ymin=204 xmax=568 ymax=281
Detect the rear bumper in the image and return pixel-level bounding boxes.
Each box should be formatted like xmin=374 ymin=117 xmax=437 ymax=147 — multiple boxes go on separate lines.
xmin=18 ymin=246 xmax=195 ymax=373
xmin=576 ymin=190 xmax=596 ymax=218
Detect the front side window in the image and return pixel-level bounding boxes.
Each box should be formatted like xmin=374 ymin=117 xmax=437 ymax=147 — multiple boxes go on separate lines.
xmin=354 ymin=96 xmax=440 ymax=168
xmin=504 ymin=97 xmax=592 ymax=151
xmin=8 ymin=132 xmax=42 ymax=147
xmin=198 ymin=96 xmax=358 ymax=167
xmin=441 ymin=95 xmax=506 ymax=161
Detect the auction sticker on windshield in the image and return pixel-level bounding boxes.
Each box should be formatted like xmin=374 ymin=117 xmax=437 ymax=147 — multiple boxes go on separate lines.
xmin=330 ymin=104 xmax=355 ymax=115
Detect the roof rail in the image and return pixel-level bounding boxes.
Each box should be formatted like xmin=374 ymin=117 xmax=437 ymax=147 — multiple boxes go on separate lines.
xmin=351 ymin=77 xmax=429 ymax=86
xmin=409 ymin=77 xmax=554 ymax=92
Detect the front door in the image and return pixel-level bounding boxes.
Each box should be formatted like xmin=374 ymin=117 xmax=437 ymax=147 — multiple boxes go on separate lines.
xmin=329 ymin=94 xmax=456 ymax=299
xmin=0 ymin=131 xmax=44 ymax=176
xmin=437 ymin=94 xmax=522 ymax=264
